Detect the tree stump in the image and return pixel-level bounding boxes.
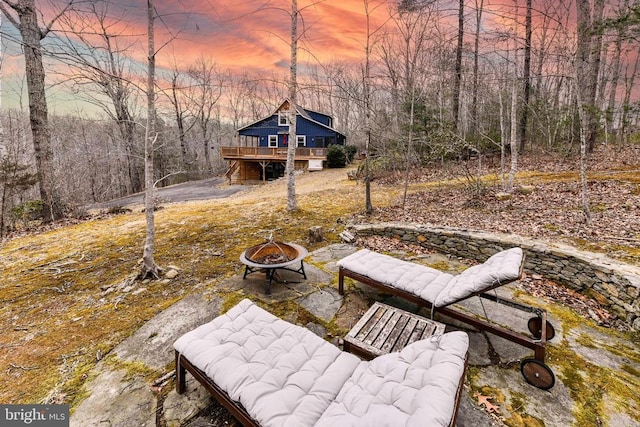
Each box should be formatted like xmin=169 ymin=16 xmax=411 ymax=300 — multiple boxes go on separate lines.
xmin=308 ymin=226 xmax=323 ymax=242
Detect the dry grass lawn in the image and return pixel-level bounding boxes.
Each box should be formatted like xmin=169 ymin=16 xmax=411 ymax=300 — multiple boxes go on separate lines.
xmin=2 ymin=149 xmax=639 ymax=409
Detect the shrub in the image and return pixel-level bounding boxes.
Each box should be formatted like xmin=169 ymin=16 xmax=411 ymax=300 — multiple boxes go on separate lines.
xmin=12 ymin=200 xmax=43 ymax=221
xmin=344 ymin=145 xmax=358 ymax=163
xmin=326 ymin=145 xmax=347 ymax=168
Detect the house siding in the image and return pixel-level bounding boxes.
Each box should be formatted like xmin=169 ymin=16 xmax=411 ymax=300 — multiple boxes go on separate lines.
xmin=239 ymin=114 xmax=344 ymax=148
xmin=306 ymin=110 xmax=331 ymax=126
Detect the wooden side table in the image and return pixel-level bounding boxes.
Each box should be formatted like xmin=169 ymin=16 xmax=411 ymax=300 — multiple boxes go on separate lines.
xmin=343 ymin=302 xmax=446 ymax=360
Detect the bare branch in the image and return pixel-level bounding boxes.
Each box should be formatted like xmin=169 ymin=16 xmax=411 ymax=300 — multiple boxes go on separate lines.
xmin=0 ymin=2 xmax=21 ymax=31
xmin=41 ymin=0 xmax=74 ymax=38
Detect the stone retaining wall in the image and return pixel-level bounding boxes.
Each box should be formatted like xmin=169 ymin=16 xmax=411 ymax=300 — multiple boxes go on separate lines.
xmin=348 ymin=222 xmax=640 ymax=330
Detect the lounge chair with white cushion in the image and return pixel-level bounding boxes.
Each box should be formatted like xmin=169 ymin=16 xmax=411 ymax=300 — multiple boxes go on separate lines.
xmin=174 ymin=299 xmax=469 ymax=427
xmin=337 ymin=247 xmax=556 ymax=390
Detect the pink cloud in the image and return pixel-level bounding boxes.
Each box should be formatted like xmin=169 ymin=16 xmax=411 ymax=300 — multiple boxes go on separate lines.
xmin=146 ymin=0 xmax=386 ymax=72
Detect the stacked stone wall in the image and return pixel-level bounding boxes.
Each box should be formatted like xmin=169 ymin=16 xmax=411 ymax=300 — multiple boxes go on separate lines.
xmin=349 ymin=222 xmax=640 ymax=330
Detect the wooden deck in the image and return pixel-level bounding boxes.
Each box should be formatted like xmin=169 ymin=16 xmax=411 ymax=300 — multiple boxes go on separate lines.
xmin=221 ymin=146 xmax=328 ymax=160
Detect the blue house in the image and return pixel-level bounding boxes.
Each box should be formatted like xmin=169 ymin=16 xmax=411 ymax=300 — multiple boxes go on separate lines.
xmin=222 ymin=100 xmax=346 ymax=183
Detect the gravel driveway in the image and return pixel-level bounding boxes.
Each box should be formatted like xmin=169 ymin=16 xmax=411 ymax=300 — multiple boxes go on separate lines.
xmin=88 ymin=177 xmax=247 ymax=210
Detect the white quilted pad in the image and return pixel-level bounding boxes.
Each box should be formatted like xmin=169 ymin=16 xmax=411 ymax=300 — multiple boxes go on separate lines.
xmin=174 ymin=299 xmax=469 ymax=427
xmin=315 ymin=331 xmax=469 ymax=427
xmin=174 ymin=299 xmax=361 ymax=427
xmin=434 ymin=247 xmax=523 ymax=307
xmin=338 ymin=247 xmax=524 ymax=308
xmin=337 ymin=249 xmax=453 ymax=303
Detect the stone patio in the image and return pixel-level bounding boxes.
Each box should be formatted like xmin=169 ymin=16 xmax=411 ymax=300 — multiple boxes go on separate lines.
xmin=70 ymin=244 xmax=640 ymax=427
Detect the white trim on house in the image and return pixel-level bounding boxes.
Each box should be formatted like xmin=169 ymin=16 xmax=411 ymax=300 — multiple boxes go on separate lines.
xmin=268 ymin=135 xmax=278 ymax=147
xmin=296 ymin=135 xmax=306 ymax=147
xmin=278 ymin=113 xmax=289 ymax=126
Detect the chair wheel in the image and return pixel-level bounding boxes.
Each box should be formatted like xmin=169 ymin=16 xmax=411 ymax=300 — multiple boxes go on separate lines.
xmin=527 ymin=317 xmax=555 ymax=340
xmin=521 ymin=358 xmax=555 ymax=390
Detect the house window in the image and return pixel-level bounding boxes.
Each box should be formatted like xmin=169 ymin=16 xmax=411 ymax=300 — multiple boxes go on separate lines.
xmin=278 ymin=113 xmax=289 ymax=126
xmin=296 ymin=135 xmax=306 ymax=147
xmin=268 ymin=135 xmax=278 ymax=147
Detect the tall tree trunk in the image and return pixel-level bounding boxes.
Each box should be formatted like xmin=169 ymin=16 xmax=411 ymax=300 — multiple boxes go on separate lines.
xmin=285 ymin=0 xmax=298 ymax=212
xmin=518 ymin=0 xmax=532 ymax=152
xmin=576 ymin=0 xmax=605 ymax=153
xmin=620 ymin=53 xmax=640 ymax=143
xmin=471 ymin=0 xmax=483 ymax=136
xmin=453 ymin=0 xmax=464 ymax=131
xmin=402 ymin=87 xmax=415 ymax=209
xmin=606 ymin=33 xmax=622 ymax=144
xmin=534 ymin=13 xmax=549 ymax=96
xmin=171 ymin=74 xmax=188 ymax=167
xmin=0 ymin=12 xmax=3 ymax=160
xmin=141 ymin=0 xmax=160 ymax=279
xmin=575 ymin=81 xmax=592 ymax=225
xmin=508 ymin=78 xmax=518 ymax=192
xmin=1 ymin=0 xmax=64 ymax=222
xmin=363 ymin=0 xmax=374 ymax=215
xmin=575 ymin=0 xmax=593 ymax=224
xmin=499 ymin=87 xmax=506 ymax=191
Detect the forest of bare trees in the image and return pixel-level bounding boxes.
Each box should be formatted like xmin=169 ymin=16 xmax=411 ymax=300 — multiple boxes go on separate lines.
xmin=1 ymin=0 xmax=639 ymax=237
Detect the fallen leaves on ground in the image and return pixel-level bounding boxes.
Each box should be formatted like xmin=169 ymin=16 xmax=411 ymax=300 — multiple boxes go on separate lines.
xmin=475 ymin=392 xmax=500 ymax=414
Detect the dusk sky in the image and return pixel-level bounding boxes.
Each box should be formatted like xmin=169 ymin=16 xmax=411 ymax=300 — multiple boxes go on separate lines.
xmin=109 ymin=0 xmax=388 ymax=72
xmin=1 ymin=0 xmax=629 ymax=113
xmin=1 ymin=0 xmax=396 ymax=112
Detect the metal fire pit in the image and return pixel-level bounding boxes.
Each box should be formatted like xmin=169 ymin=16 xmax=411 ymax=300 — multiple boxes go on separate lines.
xmin=240 ymin=241 xmax=308 ymax=294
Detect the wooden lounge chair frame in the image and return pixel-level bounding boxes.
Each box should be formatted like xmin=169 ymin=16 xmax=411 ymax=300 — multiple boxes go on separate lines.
xmin=176 ymin=351 xmax=260 ymax=427
xmin=176 ymin=349 xmax=468 ymax=427
xmin=338 ymin=256 xmax=556 ymax=390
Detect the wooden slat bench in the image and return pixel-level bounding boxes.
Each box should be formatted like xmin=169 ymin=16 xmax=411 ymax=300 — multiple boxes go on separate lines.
xmin=343 ymin=302 xmax=445 ymax=360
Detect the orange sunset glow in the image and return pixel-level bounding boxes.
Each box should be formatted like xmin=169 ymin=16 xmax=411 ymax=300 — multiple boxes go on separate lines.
xmin=1 ymin=0 xmax=637 ymax=113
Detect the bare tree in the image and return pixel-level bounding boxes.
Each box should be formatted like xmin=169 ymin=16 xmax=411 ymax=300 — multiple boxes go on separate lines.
xmin=362 ymin=0 xmax=382 ymax=215
xmin=517 ymin=0 xmax=532 ymax=152
xmin=604 ymin=22 xmax=624 ymax=143
xmin=576 ymin=0 xmax=594 ymax=224
xmin=471 ymin=0 xmax=484 ymax=135
xmin=507 ymin=76 xmax=519 ymax=192
xmin=141 ymin=0 xmax=160 ymax=279
xmin=453 ymin=0 xmax=464 ymax=131
xmin=167 ymin=66 xmax=192 ymax=170
xmin=0 ymin=110 xmax=38 ymax=237
xmin=187 ymin=57 xmax=224 ymax=175
xmin=0 ymin=0 xmax=73 ymax=222
xmin=285 ymin=0 xmax=298 ymax=212
xmin=575 ymin=0 xmax=606 ymax=153
xmin=620 ymin=49 xmax=640 ymax=143
xmin=57 ymin=2 xmax=144 ymax=195
xmin=390 ymin=3 xmax=434 ymax=207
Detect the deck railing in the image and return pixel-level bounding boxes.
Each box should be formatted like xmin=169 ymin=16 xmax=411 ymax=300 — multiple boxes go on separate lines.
xmin=221 ymin=146 xmax=328 ymax=159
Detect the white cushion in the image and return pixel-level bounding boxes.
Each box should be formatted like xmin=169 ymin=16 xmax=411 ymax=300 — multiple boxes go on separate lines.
xmin=338 ymin=248 xmax=524 ymax=308
xmin=338 ymin=249 xmax=452 ymax=304
xmin=174 ymin=299 xmax=362 ymax=427
xmin=434 ymin=247 xmax=523 ymax=307
xmin=315 ymin=331 xmax=469 ymax=427
xmin=174 ymin=299 xmax=469 ymax=427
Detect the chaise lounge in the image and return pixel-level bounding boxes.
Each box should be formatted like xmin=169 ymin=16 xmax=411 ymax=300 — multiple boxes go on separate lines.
xmin=174 ymin=298 xmax=469 ymax=427
xmin=337 ymin=247 xmax=556 ymax=390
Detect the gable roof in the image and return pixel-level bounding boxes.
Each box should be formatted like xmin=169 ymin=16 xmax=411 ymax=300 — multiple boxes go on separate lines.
xmin=237 ymin=99 xmax=344 ymax=137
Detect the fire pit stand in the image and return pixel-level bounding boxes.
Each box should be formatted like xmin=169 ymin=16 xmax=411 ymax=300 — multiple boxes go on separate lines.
xmin=240 ymin=242 xmax=308 ymax=295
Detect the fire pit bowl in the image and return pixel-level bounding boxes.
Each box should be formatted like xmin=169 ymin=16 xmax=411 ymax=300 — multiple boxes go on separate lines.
xmin=240 ymin=242 xmax=308 ymax=294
